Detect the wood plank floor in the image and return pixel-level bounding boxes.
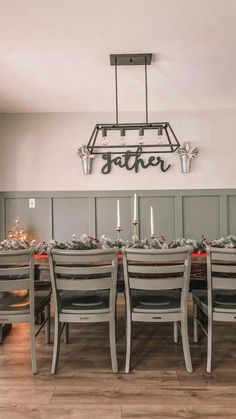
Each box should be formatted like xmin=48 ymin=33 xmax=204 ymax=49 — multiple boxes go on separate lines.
xmin=1 ymin=296 xmax=236 ymax=418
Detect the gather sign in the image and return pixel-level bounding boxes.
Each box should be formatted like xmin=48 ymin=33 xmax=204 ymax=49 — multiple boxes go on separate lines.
xmin=101 ymin=146 xmax=171 ymax=174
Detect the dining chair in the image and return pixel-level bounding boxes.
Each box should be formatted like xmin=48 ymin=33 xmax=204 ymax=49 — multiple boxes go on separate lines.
xmin=192 ymin=247 xmax=236 ymax=373
xmin=0 ymin=247 xmax=51 ymax=374
xmin=123 ymin=247 xmax=193 ymax=373
xmin=48 ymin=248 xmax=118 ymax=374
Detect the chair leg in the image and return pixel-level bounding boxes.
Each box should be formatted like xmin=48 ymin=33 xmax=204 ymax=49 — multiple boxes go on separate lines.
xmin=30 ymin=323 xmax=37 ymax=374
xmin=109 ymin=315 xmax=118 ymax=373
xmin=125 ymin=312 xmax=132 ymax=374
xmin=181 ymin=318 xmax=193 ymax=373
xmin=45 ymin=304 xmax=51 ymax=344
xmin=51 ymin=315 xmax=61 ymax=374
xmin=0 ymin=325 xmax=2 ymax=344
xmin=174 ymin=321 xmax=178 ymax=343
xmin=207 ymin=317 xmax=213 ymax=374
xmin=64 ymin=323 xmax=69 ymax=344
xmin=193 ymin=302 xmax=198 ymax=343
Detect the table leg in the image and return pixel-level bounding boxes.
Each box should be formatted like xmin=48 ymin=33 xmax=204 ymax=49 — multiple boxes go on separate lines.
xmin=0 ymin=324 xmax=12 ymax=343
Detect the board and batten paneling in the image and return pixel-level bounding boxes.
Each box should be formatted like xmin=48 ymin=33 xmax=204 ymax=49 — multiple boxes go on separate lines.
xmin=0 ymin=189 xmax=235 ymax=243
xmin=227 ymin=195 xmax=236 ymax=236
xmin=0 ymin=197 xmax=4 ymax=240
xmin=53 ymin=197 xmax=91 ymax=241
xmin=4 ymin=197 xmax=52 ymax=242
xmin=182 ymin=196 xmax=220 ymax=241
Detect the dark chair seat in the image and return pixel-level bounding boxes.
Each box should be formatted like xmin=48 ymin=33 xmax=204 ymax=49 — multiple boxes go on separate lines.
xmin=131 ymin=290 xmax=181 ymax=313
xmin=0 ymin=290 xmax=51 ymax=315
xmin=192 ymin=289 xmax=236 ymax=312
xmin=60 ymin=290 xmax=110 ymax=313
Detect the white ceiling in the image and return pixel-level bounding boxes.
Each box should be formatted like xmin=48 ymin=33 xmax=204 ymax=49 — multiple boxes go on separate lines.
xmin=0 ymin=0 xmax=236 ymax=112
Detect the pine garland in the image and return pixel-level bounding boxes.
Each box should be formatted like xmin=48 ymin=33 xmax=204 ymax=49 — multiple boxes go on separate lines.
xmin=2 ymin=233 xmax=236 ymax=254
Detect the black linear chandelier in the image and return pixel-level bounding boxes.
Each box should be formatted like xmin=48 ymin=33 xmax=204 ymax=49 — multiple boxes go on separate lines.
xmin=87 ymin=53 xmax=180 ymax=155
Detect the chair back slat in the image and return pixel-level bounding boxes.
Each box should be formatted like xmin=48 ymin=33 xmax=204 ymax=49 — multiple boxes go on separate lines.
xmin=212 ymin=277 xmax=236 ymax=290
xmin=129 ymin=277 xmax=185 ymax=291
xmin=212 ymin=264 xmax=236 ymax=274
xmin=0 ymin=278 xmax=31 ymax=291
xmin=56 ymin=277 xmax=111 ymax=291
xmin=208 ymin=248 xmax=236 ymax=291
xmin=52 ymin=252 xmax=115 ymax=264
xmin=128 ymin=264 xmax=186 ymax=275
xmin=126 ymin=250 xmax=187 ymax=264
xmin=54 ymin=265 xmax=114 ymax=276
xmin=211 ymin=252 xmax=236 ymax=262
xmin=0 ymin=267 xmax=30 ymax=276
xmin=0 ymin=252 xmax=32 ymax=265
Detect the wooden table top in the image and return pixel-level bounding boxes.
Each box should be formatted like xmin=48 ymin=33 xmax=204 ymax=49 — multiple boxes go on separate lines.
xmin=34 ymin=252 xmax=207 ymax=265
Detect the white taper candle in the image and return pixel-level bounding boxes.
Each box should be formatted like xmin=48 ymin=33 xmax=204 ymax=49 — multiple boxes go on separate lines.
xmin=117 ymin=200 xmax=120 ymax=228
xmin=133 ymin=194 xmax=137 ymax=221
xmin=150 ymin=206 xmax=154 ymax=236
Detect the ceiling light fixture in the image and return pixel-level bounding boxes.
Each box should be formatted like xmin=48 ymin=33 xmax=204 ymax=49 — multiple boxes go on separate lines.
xmin=86 ymin=53 xmax=180 ymax=155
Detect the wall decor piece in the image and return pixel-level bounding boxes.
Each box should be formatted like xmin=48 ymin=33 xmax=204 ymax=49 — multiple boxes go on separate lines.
xmin=78 ymin=144 xmax=95 ymax=175
xmin=7 ymin=217 xmax=28 ymax=242
xmin=101 ymin=146 xmax=171 ymax=174
xmin=178 ymin=141 xmax=199 ymax=173
xmin=78 ymin=53 xmax=180 ymax=174
xmin=0 ymin=217 xmax=33 ymax=250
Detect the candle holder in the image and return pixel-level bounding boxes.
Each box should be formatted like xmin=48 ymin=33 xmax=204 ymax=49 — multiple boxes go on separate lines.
xmin=115 ymin=226 xmax=122 ymax=241
xmin=132 ymin=220 xmax=139 ymax=243
xmin=149 ymin=234 xmax=156 ymax=240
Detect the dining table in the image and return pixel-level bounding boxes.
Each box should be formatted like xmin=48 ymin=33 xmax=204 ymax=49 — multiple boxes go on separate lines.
xmin=34 ymin=252 xmax=208 ymax=292
xmin=0 ymin=252 xmax=208 ymax=342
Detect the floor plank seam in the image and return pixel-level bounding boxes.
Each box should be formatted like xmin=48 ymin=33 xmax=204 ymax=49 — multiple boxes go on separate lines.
xmin=48 ymin=386 xmax=56 ymax=404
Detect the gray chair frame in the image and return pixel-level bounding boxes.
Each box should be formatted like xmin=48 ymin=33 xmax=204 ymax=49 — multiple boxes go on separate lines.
xmin=123 ymin=247 xmax=193 ymax=373
xmin=48 ymin=248 xmax=118 ymax=374
xmin=0 ymin=248 xmax=51 ymax=374
xmin=193 ymin=247 xmax=236 ymax=373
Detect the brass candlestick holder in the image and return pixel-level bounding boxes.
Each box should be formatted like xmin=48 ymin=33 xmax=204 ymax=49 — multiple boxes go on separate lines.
xmin=115 ymin=226 xmax=122 ymax=241
xmin=132 ymin=220 xmax=139 ymax=243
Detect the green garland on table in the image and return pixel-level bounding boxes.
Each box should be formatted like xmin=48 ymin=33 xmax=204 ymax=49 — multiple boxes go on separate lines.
xmin=34 ymin=234 xmax=208 ymax=254
xmin=168 ymin=237 xmax=207 ymax=253
xmin=0 ymin=238 xmax=31 ymax=251
xmin=2 ymin=233 xmax=236 ymax=254
xmin=35 ymin=234 xmax=102 ymax=254
xmin=211 ymin=235 xmax=236 ymax=248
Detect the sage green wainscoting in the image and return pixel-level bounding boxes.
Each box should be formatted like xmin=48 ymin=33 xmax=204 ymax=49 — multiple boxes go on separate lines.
xmin=182 ymin=196 xmax=220 ymax=240
xmin=0 ymin=189 xmax=233 ymax=242
xmin=0 ymin=196 xmax=5 ymax=240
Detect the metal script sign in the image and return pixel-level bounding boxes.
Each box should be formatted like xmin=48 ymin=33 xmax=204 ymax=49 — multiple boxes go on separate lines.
xmin=101 ymin=146 xmax=171 ymax=174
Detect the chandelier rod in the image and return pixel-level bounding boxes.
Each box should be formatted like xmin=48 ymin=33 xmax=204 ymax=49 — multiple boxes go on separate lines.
xmin=145 ymin=55 xmax=148 ymax=125
xmin=114 ymin=54 xmax=150 ymax=127
xmin=115 ymin=57 xmax=119 ymax=125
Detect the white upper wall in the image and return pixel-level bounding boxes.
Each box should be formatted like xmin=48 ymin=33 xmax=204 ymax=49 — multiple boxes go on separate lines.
xmin=0 ymin=1 xmax=235 ymax=192
xmin=0 ymin=109 xmax=235 ymax=191
xmin=0 ymin=0 xmax=236 ymax=112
